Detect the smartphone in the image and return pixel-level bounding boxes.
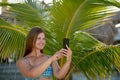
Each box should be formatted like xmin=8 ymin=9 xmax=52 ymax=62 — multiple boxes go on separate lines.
xmin=63 ymin=38 xmax=69 ymax=49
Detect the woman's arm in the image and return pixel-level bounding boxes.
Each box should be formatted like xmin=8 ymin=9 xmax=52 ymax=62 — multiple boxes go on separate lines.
xmin=52 ymin=60 xmax=71 ymax=79
xmin=16 ymin=53 xmax=60 ymax=78
xmin=16 ymin=57 xmax=53 ymax=78
xmin=52 ymin=46 xmax=72 ymax=79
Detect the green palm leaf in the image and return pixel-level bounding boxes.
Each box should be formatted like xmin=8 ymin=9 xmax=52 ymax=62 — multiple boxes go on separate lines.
xmin=70 ymin=45 xmax=120 ymax=79
xmin=0 ymin=17 xmax=11 ymax=26
xmin=9 ymin=3 xmax=44 ymax=26
xmin=0 ymin=26 xmax=26 ymax=59
xmin=50 ymin=0 xmax=120 ymax=38
xmin=0 ymin=1 xmax=44 ymax=27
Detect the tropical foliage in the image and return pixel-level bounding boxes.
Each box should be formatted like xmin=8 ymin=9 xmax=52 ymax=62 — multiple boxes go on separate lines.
xmin=0 ymin=0 xmax=120 ymax=79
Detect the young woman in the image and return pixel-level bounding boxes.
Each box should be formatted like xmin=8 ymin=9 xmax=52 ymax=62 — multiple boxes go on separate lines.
xmin=16 ymin=26 xmax=72 ymax=80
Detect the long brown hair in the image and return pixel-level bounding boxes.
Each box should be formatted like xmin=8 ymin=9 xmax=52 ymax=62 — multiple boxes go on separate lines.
xmin=23 ymin=26 xmax=45 ymax=57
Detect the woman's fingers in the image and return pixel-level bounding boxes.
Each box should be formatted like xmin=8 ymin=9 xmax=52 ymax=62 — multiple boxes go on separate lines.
xmin=53 ymin=47 xmax=72 ymax=61
xmin=66 ymin=45 xmax=69 ymax=50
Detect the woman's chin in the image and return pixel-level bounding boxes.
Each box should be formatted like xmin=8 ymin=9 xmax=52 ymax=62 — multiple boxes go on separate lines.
xmin=39 ymin=47 xmax=44 ymax=50
xmin=35 ymin=47 xmax=44 ymax=50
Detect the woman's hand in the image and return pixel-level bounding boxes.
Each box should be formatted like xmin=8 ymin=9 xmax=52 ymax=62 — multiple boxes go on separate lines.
xmin=51 ymin=45 xmax=72 ymax=62
xmin=51 ymin=49 xmax=63 ymax=61
xmin=61 ymin=45 xmax=72 ymax=61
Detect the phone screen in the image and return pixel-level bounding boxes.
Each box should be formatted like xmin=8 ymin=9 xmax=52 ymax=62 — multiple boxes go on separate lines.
xmin=63 ymin=38 xmax=69 ymax=49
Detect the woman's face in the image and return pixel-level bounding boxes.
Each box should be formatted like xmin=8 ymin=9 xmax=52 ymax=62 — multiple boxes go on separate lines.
xmin=35 ymin=32 xmax=46 ymax=50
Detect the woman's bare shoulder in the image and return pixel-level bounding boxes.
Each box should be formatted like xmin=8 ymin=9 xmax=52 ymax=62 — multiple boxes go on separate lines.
xmin=16 ymin=57 xmax=32 ymax=71
xmin=16 ymin=57 xmax=32 ymax=77
xmin=16 ymin=57 xmax=28 ymax=67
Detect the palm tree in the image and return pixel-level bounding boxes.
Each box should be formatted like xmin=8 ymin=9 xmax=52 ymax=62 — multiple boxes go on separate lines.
xmin=0 ymin=0 xmax=120 ymax=80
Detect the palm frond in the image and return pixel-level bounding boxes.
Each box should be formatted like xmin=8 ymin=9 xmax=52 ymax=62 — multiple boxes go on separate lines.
xmin=9 ymin=3 xmax=44 ymax=26
xmin=0 ymin=17 xmax=12 ymax=26
xmin=0 ymin=26 xmax=26 ymax=60
xmin=0 ymin=1 xmax=44 ymax=27
xmin=71 ymin=45 xmax=120 ymax=79
xmin=50 ymin=0 xmax=120 ymax=38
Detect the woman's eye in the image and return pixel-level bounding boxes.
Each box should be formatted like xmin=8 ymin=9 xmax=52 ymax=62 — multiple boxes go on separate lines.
xmin=37 ymin=38 xmax=41 ymax=39
xmin=37 ymin=37 xmax=45 ymax=40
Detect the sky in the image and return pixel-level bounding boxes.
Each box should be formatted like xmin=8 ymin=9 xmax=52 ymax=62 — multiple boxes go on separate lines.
xmin=0 ymin=0 xmax=53 ymax=14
